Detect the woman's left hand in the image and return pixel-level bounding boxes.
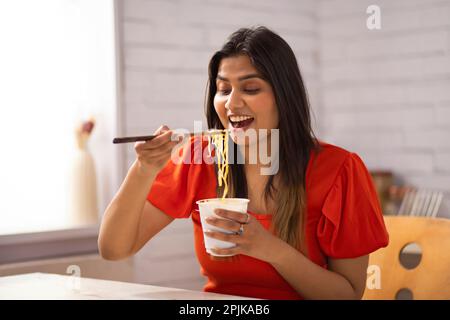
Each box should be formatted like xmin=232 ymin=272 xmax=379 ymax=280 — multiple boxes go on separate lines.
xmin=204 ymin=209 xmax=284 ymax=263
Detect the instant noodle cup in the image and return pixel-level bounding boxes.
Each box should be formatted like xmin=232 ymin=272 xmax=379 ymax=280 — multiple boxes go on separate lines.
xmin=196 ymin=198 xmax=250 ymax=257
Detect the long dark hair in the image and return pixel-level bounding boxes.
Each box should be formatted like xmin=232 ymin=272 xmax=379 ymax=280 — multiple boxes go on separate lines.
xmin=205 ymin=26 xmax=320 ymax=251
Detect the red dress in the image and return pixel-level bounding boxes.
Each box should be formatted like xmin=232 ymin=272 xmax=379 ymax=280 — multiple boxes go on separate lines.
xmin=147 ymin=136 xmax=389 ymax=299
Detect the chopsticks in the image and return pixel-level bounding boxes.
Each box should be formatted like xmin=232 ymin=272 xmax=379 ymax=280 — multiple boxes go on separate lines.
xmin=112 ymin=130 xmax=227 ymax=144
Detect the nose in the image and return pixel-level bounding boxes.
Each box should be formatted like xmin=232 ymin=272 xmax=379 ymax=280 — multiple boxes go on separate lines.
xmin=224 ymin=89 xmax=245 ymax=111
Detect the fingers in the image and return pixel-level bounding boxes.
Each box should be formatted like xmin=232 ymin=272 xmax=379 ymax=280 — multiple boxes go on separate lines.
xmin=133 ymin=124 xmax=187 ymax=171
xmin=134 ymin=124 xmax=186 ymax=155
xmin=214 ymin=209 xmax=251 ymax=224
xmin=155 ymin=124 xmax=170 ymax=135
xmin=209 ymin=246 xmax=240 ymax=257
xmin=135 ymin=140 xmax=176 ymax=165
xmin=138 ymin=137 xmax=180 ymax=158
xmin=205 ymin=216 xmax=241 ymax=233
xmin=149 ymin=126 xmax=181 ymax=149
xmin=208 ymin=255 xmax=235 ymax=262
xmin=204 ymin=230 xmax=242 ymax=244
xmin=135 ymin=130 xmax=179 ymax=152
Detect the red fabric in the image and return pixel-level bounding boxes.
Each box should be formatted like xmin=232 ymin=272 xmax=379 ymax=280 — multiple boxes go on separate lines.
xmin=147 ymin=136 xmax=389 ymax=300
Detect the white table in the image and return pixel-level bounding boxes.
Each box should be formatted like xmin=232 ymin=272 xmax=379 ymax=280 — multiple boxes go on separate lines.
xmin=0 ymin=273 xmax=255 ymax=300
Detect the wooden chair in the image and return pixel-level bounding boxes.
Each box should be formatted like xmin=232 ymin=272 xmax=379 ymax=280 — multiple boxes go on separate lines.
xmin=363 ymin=216 xmax=450 ymax=300
xmin=397 ymin=188 xmax=443 ymax=217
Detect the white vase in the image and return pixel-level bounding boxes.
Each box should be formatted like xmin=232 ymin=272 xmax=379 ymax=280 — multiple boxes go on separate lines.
xmin=68 ymin=147 xmax=99 ymax=226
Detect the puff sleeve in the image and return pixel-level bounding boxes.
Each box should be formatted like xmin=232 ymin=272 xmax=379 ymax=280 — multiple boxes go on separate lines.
xmin=146 ymin=137 xmax=211 ymax=219
xmin=317 ymin=153 xmax=389 ymax=259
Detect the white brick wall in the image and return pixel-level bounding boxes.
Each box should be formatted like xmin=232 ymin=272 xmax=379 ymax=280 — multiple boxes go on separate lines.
xmin=318 ymin=0 xmax=450 ymax=218
xmin=117 ymin=0 xmax=319 ymax=290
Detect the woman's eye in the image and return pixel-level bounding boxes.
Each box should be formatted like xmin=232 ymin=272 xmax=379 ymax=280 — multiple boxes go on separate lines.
xmin=218 ymin=89 xmax=231 ymax=95
xmin=244 ymin=88 xmax=260 ymax=94
xmin=217 ymin=88 xmax=260 ymax=95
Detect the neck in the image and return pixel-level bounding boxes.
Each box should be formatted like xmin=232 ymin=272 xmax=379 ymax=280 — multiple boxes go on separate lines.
xmin=238 ymin=132 xmax=279 ymax=178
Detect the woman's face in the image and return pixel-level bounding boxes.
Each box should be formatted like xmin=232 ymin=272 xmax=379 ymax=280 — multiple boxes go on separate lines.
xmin=214 ymin=54 xmax=279 ymax=146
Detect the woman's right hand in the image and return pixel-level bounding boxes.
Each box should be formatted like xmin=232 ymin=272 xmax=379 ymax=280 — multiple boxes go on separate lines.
xmin=134 ymin=125 xmax=181 ymax=176
xmin=99 ymin=124 xmax=180 ymax=260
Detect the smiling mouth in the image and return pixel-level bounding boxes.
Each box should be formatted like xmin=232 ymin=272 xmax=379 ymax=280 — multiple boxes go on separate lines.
xmin=229 ymin=116 xmax=254 ymax=129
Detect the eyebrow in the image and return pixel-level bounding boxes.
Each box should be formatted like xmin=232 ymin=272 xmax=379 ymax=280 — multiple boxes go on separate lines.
xmin=216 ymin=73 xmax=263 ymax=82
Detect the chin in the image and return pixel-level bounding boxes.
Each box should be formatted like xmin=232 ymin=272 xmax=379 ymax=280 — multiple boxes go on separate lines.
xmin=229 ymin=126 xmax=259 ymax=147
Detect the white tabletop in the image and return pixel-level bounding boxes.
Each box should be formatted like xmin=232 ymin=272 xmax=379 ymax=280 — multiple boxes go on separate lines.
xmin=0 ymin=273 xmax=255 ymax=300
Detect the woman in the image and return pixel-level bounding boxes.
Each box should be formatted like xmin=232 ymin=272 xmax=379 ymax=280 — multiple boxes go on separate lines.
xmin=98 ymin=26 xmax=389 ymax=300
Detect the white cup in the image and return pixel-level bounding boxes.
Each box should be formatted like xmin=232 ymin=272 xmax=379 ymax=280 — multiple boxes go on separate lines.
xmin=196 ymin=198 xmax=250 ymax=257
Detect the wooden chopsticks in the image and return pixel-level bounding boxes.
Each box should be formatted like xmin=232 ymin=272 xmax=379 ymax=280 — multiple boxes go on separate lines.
xmin=112 ymin=130 xmax=227 ymax=144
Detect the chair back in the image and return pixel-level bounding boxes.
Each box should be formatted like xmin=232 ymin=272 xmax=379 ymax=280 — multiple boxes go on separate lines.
xmin=363 ymin=216 xmax=450 ymax=299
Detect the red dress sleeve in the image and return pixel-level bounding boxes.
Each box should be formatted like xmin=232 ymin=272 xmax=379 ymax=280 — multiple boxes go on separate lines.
xmin=317 ymin=153 xmax=389 ymax=259
xmin=146 ymin=136 xmax=212 ymax=219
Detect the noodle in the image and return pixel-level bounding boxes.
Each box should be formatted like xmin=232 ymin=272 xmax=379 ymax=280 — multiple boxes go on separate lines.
xmin=208 ymin=130 xmax=229 ymax=200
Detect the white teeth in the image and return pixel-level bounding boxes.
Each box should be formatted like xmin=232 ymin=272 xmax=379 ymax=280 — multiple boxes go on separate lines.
xmin=229 ymin=115 xmax=253 ymax=122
